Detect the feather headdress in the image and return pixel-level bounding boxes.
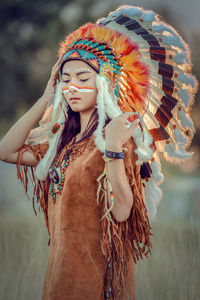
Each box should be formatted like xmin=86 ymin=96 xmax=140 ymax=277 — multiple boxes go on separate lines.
xmin=32 ymin=5 xmax=197 ymax=219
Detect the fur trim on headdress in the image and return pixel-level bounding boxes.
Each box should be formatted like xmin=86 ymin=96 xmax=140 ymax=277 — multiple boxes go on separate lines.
xmin=94 ymin=75 xmax=154 ymax=165
xmin=143 ymin=159 xmax=164 ymax=218
xmin=35 ymin=82 xmax=68 ymax=181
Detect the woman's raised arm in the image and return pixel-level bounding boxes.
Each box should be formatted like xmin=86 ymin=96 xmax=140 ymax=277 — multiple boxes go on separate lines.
xmin=0 ymin=59 xmax=61 ymax=166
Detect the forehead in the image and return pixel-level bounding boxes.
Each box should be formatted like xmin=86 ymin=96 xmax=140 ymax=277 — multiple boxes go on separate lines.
xmin=62 ymin=60 xmax=95 ymax=74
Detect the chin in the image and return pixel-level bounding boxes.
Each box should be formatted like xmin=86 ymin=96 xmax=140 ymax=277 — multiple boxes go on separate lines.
xmin=70 ymin=105 xmax=95 ymax=114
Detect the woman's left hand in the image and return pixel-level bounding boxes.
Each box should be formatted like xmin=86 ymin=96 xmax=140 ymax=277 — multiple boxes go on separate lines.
xmin=105 ymin=112 xmax=139 ymax=150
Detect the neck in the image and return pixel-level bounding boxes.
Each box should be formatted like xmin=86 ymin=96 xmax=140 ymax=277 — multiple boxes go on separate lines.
xmin=79 ymin=108 xmax=96 ymax=134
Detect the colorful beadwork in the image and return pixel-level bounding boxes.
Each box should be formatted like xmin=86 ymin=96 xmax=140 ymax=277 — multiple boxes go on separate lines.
xmin=48 ymin=151 xmax=71 ymax=201
xmin=110 ymin=191 xmax=114 ymax=203
xmin=51 ymin=123 xmax=61 ymax=134
xmin=105 ymin=150 xmax=125 ymax=159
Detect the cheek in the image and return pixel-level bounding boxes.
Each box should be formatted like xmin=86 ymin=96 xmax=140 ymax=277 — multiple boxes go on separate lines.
xmin=62 ymin=84 xmax=69 ymax=93
xmin=62 ymin=93 xmax=70 ymax=107
xmin=62 ymin=85 xmax=70 ymax=101
xmin=87 ymin=91 xmax=97 ymax=106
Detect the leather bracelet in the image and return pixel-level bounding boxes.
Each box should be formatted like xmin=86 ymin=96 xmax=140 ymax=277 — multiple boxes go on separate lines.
xmin=104 ymin=150 xmax=125 ymax=159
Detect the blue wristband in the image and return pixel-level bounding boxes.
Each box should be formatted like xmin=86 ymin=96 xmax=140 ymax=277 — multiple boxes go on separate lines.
xmin=105 ymin=150 xmax=125 ymax=159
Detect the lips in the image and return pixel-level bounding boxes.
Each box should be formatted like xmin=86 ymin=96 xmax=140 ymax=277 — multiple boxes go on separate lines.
xmin=70 ymin=97 xmax=81 ymax=101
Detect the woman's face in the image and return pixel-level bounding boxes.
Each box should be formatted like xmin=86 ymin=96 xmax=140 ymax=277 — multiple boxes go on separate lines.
xmin=61 ymin=60 xmax=98 ymax=113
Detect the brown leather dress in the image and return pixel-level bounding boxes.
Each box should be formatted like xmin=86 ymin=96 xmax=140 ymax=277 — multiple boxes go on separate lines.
xmin=17 ymin=134 xmax=151 ymax=300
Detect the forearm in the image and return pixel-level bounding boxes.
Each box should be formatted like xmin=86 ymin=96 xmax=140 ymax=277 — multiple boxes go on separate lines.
xmin=105 ymin=144 xmax=133 ymax=222
xmin=0 ymin=59 xmax=61 ymax=162
xmin=0 ymin=96 xmax=48 ymax=160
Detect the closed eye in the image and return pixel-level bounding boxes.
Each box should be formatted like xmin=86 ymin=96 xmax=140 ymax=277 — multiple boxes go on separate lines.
xmin=80 ymin=79 xmax=89 ymax=82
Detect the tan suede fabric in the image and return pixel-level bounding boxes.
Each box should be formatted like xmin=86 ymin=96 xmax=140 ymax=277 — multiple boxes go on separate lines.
xmin=17 ymin=134 xmax=149 ymax=300
xmin=43 ymin=134 xmax=136 ymax=300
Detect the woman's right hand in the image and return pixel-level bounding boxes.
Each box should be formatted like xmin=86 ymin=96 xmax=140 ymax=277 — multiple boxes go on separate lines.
xmin=41 ymin=58 xmax=62 ymax=104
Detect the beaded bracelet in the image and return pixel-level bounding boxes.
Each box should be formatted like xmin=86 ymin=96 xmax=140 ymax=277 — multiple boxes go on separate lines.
xmin=104 ymin=150 xmax=125 ymax=159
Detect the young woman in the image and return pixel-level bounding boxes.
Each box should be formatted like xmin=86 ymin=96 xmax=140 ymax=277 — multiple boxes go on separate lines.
xmin=0 ymin=5 xmax=197 ymax=300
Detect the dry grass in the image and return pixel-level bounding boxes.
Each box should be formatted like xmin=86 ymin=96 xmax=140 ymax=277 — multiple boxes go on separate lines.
xmin=0 ymin=212 xmax=199 ymax=300
xmin=136 ymin=218 xmax=200 ymax=300
xmin=0 ymin=213 xmax=49 ymax=300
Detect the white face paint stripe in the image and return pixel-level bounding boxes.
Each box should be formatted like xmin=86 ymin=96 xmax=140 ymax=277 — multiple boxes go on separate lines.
xmin=62 ymin=84 xmax=94 ymax=93
xmin=75 ymin=68 xmax=91 ymax=73
xmin=62 ymin=68 xmax=91 ymax=74
xmin=63 ymin=88 xmax=94 ymax=94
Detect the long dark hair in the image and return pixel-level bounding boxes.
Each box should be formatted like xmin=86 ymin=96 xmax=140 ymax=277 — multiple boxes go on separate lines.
xmin=44 ymin=106 xmax=101 ymax=206
xmin=57 ymin=59 xmax=101 ymax=155
xmin=56 ymin=106 xmax=100 ymax=156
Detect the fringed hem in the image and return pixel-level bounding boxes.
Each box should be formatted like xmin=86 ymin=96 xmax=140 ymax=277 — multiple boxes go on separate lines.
xmin=16 ymin=144 xmax=50 ymax=235
xmin=97 ymin=155 xmax=152 ymax=299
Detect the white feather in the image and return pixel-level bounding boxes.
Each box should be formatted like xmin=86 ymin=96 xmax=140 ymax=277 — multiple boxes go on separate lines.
xmin=102 ymin=79 xmax=122 ymax=118
xmin=164 ymin=142 xmax=192 ymax=162
xmin=177 ymin=109 xmax=195 ymax=131
xmin=177 ymin=88 xmax=190 ymax=108
xmin=35 ymin=82 xmax=66 ymax=181
xmin=116 ymin=6 xmax=143 ymax=18
xmin=143 ymin=10 xmax=156 ymax=22
xmin=133 ymin=127 xmax=153 ymax=165
xmin=144 ymin=182 xmax=157 ymax=218
xmin=143 ymin=159 xmax=164 ymax=218
xmin=144 ymin=178 xmax=162 ymax=218
xmin=152 ymin=24 xmax=176 ymax=35
xmin=150 ymin=160 xmax=164 ymax=184
xmin=36 ymin=124 xmax=63 ymax=180
xmin=94 ymin=75 xmax=107 ymax=153
xmin=178 ymin=72 xmax=196 ymax=88
xmin=173 ymin=127 xmax=188 ymax=145
xmin=173 ymin=53 xmax=189 ymax=65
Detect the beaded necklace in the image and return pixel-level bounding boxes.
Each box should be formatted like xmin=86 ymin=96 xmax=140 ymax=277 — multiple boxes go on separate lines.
xmin=48 ymin=134 xmax=94 ymax=202
xmin=48 ymin=149 xmax=72 ymax=202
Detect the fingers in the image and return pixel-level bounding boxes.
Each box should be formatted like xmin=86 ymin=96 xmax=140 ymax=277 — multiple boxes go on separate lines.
xmin=122 ymin=112 xmax=140 ymax=132
xmin=52 ymin=59 xmax=61 ymax=73
xmin=117 ymin=111 xmax=138 ymax=121
xmin=51 ymin=58 xmax=62 ymax=85
xmin=127 ymin=113 xmax=138 ymax=123
xmin=129 ymin=118 xmax=140 ymax=129
xmin=55 ymin=58 xmax=62 ymax=67
xmin=113 ymin=112 xmax=139 ymax=128
xmin=120 ymin=112 xmax=138 ymax=124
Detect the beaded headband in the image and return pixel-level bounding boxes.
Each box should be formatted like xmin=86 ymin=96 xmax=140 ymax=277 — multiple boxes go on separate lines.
xmin=59 ymin=47 xmax=121 ymax=98
xmin=58 ymin=24 xmax=150 ymax=114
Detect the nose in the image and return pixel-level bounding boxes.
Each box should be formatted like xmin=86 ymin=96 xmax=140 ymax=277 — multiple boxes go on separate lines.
xmin=69 ymin=84 xmax=78 ymax=93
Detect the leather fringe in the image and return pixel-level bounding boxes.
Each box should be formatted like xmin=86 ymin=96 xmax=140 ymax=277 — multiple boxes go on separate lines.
xmin=16 ymin=144 xmax=50 ymax=236
xmin=97 ymin=163 xmax=152 ymax=299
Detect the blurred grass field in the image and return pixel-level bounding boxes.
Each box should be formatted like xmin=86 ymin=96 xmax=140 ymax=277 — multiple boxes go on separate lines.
xmin=0 ymin=161 xmax=200 ymax=300
xmin=136 ymin=219 xmax=200 ymax=300
xmin=0 ymin=215 xmax=199 ymax=300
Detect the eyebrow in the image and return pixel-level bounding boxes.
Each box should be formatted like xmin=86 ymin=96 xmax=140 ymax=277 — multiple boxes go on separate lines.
xmin=62 ymin=71 xmax=91 ymax=76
